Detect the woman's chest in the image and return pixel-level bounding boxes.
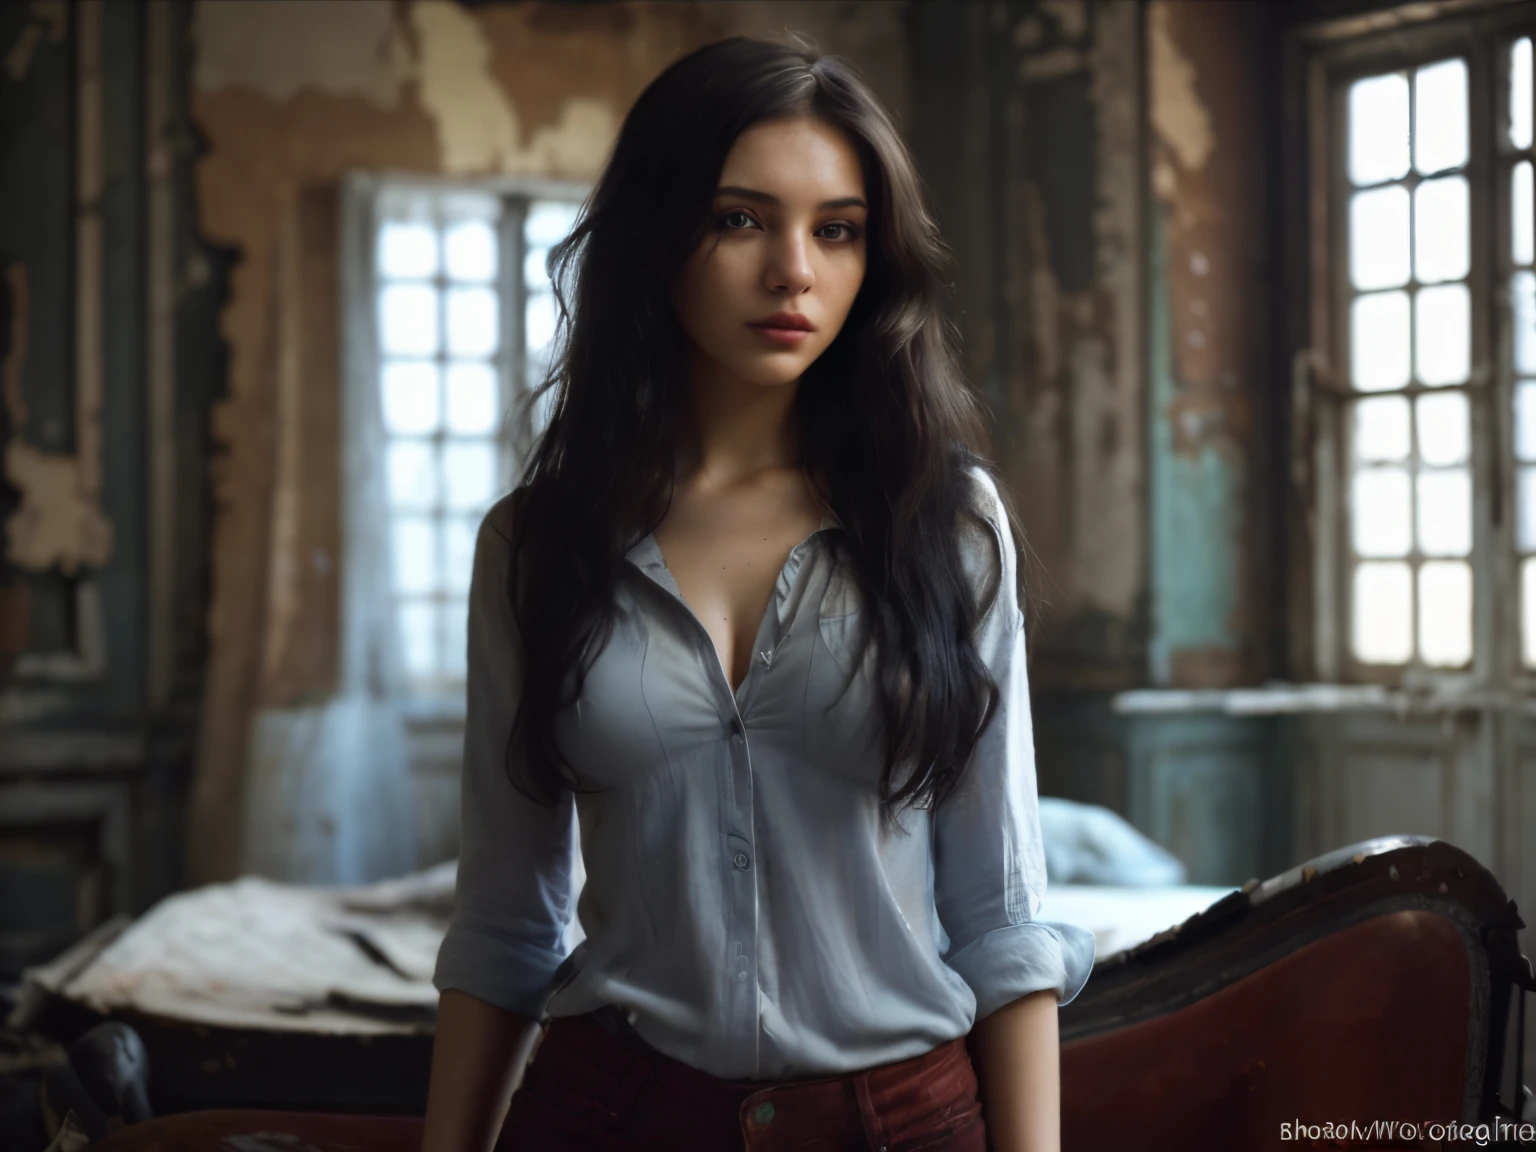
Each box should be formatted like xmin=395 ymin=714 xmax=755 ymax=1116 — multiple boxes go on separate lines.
xmin=553 ymin=543 xmax=886 ymax=791
xmin=651 ymin=499 xmax=827 ymax=697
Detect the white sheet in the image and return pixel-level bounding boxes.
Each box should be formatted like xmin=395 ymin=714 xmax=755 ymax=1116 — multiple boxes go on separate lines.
xmin=1037 ymin=884 xmax=1237 ymax=959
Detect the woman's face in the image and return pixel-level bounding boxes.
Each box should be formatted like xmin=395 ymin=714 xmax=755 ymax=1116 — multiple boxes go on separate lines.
xmin=671 ymin=115 xmax=869 ymax=390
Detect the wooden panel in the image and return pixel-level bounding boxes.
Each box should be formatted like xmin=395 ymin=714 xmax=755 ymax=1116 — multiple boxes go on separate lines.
xmin=1302 ymin=711 xmax=1452 ymax=858
xmin=0 ymin=778 xmax=131 ymax=978
xmin=1337 ymin=750 xmax=1447 ymax=845
xmin=1128 ymin=714 xmax=1279 ymax=886
xmin=1032 ymin=691 xmax=1128 ymax=813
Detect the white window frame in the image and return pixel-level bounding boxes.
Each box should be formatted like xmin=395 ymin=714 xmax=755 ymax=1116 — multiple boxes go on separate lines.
xmin=1292 ymin=4 xmax=1536 ymax=691
xmin=340 ymin=173 xmax=587 ymax=716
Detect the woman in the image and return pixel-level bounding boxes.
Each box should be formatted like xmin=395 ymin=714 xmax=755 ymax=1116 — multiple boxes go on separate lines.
xmin=421 ymin=35 xmax=1094 ymax=1152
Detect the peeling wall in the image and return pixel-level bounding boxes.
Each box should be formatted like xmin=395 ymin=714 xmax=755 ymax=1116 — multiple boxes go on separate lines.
xmin=1 ymin=2 xmax=113 ymax=580
xmin=186 ymin=0 xmax=910 ymax=883
xmin=1146 ymin=0 xmax=1267 ymax=688
xmin=1010 ymin=0 xmax=1145 ymax=690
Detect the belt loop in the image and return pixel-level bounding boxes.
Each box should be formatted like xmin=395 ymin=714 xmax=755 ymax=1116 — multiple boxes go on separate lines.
xmin=853 ymin=1074 xmax=886 ymax=1151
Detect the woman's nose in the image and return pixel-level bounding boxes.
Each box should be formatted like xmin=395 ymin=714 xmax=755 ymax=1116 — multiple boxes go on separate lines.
xmin=764 ymin=233 xmax=814 ymax=294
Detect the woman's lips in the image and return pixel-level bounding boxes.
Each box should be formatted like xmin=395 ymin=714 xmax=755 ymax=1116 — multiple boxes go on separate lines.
xmin=747 ymin=323 xmax=812 ymax=345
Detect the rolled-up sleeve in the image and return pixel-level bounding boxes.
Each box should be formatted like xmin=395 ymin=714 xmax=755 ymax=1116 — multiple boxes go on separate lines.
xmin=933 ymin=468 xmax=1096 ymax=1021
xmin=432 ymin=498 xmax=579 ymax=1020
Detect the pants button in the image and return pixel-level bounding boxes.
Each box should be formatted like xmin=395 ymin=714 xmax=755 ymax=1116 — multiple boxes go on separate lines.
xmin=752 ymin=1101 xmax=775 ymax=1125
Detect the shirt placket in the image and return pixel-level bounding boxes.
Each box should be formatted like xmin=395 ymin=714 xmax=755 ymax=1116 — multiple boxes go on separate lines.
xmin=723 ymin=707 xmax=759 ymax=1072
xmin=624 ymin=537 xmax=768 ymax=1074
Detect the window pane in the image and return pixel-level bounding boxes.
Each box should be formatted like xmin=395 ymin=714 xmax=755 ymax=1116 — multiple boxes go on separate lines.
xmin=387 ymin=440 xmax=437 ymax=510
xmin=445 ymin=361 xmax=499 ymax=434
xmin=381 ymin=361 xmax=439 ymax=435
xmin=526 ymin=201 xmax=581 ymax=247
xmin=392 ymin=517 xmax=437 ymax=595
xmin=1416 ymin=391 xmax=1468 ymax=466
xmin=1515 ymin=271 xmax=1536 ymax=374
xmin=1524 ymin=558 xmax=1536 ymax=666
xmin=443 ymin=517 xmax=477 ymax=596
xmin=1412 ymin=177 xmax=1468 ymax=284
xmin=1352 ymin=467 xmax=1411 ymax=557
xmin=444 ymin=219 xmax=497 ymax=283
xmin=1351 ymin=290 xmax=1410 ymax=391
xmin=378 ymin=222 xmax=438 ymax=280
xmin=1354 ymin=396 xmax=1410 ymax=462
xmin=1350 ymin=185 xmax=1410 ymax=290
xmin=1416 ymin=470 xmax=1471 ymax=556
xmin=1414 ymin=283 xmax=1469 ymax=385
xmin=1352 ymin=561 xmax=1412 ymax=663
xmin=1512 ymin=38 xmax=1533 ymax=151
xmin=1514 ymin=162 xmax=1534 ymax=267
xmin=1349 ymin=72 xmax=1410 ymax=185
xmin=1516 ymin=381 xmax=1536 ymax=462
xmin=443 ymin=599 xmax=468 ymax=680
xmin=446 ymin=286 xmax=499 ymax=357
xmin=1414 ymin=59 xmax=1468 ymax=174
xmin=1418 ymin=561 xmax=1471 ymax=667
xmin=380 ymin=284 xmax=439 ymax=357
xmin=1520 ymin=466 xmax=1536 ymax=551
xmin=526 ymin=292 xmax=558 ymax=356
xmin=442 ymin=441 xmax=498 ymax=512
xmin=398 ymin=600 xmax=437 ymax=681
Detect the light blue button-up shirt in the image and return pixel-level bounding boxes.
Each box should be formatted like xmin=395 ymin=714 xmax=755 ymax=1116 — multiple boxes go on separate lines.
xmin=432 ymin=466 xmax=1095 ymax=1080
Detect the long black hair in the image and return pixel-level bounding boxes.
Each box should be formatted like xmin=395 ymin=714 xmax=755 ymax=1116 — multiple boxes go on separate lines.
xmin=506 ymin=35 xmax=1031 ymax=826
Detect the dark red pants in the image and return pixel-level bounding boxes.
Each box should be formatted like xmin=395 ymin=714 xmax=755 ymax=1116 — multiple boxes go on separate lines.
xmin=496 ymin=1012 xmax=988 ymax=1151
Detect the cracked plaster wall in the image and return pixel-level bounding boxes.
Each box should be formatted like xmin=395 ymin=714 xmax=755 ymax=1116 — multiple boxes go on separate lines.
xmin=1146 ymin=0 xmax=1267 ymax=689
xmin=1 ymin=2 xmax=112 ymax=581
xmin=1010 ymin=0 xmax=1145 ymax=690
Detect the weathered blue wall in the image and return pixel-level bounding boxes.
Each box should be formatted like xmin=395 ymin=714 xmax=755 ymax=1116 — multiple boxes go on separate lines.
xmin=1147 ymin=204 xmax=1247 ymax=688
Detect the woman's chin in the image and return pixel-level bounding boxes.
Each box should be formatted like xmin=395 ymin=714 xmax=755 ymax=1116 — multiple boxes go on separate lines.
xmin=733 ymin=352 xmax=814 ymax=389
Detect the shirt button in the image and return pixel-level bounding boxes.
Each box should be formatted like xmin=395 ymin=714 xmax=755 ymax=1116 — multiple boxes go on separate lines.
xmin=752 ymin=1102 xmax=775 ymax=1125
xmin=733 ymin=852 xmax=751 ymax=871
xmin=737 ymin=970 xmax=749 ymax=983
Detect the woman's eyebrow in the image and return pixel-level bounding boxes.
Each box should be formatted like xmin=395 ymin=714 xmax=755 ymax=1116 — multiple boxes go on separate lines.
xmin=714 ymin=185 xmax=868 ymax=211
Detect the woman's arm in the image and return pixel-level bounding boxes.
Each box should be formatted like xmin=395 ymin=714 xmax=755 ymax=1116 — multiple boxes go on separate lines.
xmin=969 ymin=988 xmax=1060 ymax=1152
xmin=421 ymin=990 xmax=543 ymax=1152
xmin=425 ymin=499 xmax=580 ymax=1148
xmin=931 ymin=470 xmax=1095 ymax=1151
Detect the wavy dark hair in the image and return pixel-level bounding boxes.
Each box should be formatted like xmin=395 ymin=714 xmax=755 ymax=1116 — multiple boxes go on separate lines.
xmin=505 ymin=35 xmax=1031 ymax=826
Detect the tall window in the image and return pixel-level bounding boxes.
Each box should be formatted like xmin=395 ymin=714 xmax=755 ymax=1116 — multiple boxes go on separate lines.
xmin=1343 ymin=58 xmax=1474 ymax=669
xmin=1315 ymin=11 xmax=1536 ymax=682
xmin=1510 ymin=37 xmax=1536 ymax=668
xmin=366 ymin=184 xmax=581 ymax=698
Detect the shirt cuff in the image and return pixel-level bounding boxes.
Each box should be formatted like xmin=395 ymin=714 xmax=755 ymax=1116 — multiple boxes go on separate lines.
xmin=432 ymin=919 xmax=565 ymax=1021
xmin=945 ymin=920 xmax=1097 ymax=1020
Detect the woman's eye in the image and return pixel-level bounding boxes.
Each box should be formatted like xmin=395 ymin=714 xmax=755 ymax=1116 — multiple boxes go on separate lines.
xmin=819 ymin=223 xmax=859 ymax=242
xmin=721 ymin=210 xmax=755 ymax=230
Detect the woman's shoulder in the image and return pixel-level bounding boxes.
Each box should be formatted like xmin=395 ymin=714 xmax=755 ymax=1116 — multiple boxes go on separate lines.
xmin=961 ymin=462 xmax=1006 ymax=527
xmin=955 ymin=461 xmax=1017 ymax=619
xmin=956 ymin=461 xmax=1009 ymax=557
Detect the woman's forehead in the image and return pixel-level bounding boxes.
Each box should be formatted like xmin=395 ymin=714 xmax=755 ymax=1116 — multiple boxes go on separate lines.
xmin=716 ymin=118 xmax=867 ymax=204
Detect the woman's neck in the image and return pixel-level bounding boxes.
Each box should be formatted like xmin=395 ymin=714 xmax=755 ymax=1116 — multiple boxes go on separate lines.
xmin=675 ymin=347 xmax=803 ymax=490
